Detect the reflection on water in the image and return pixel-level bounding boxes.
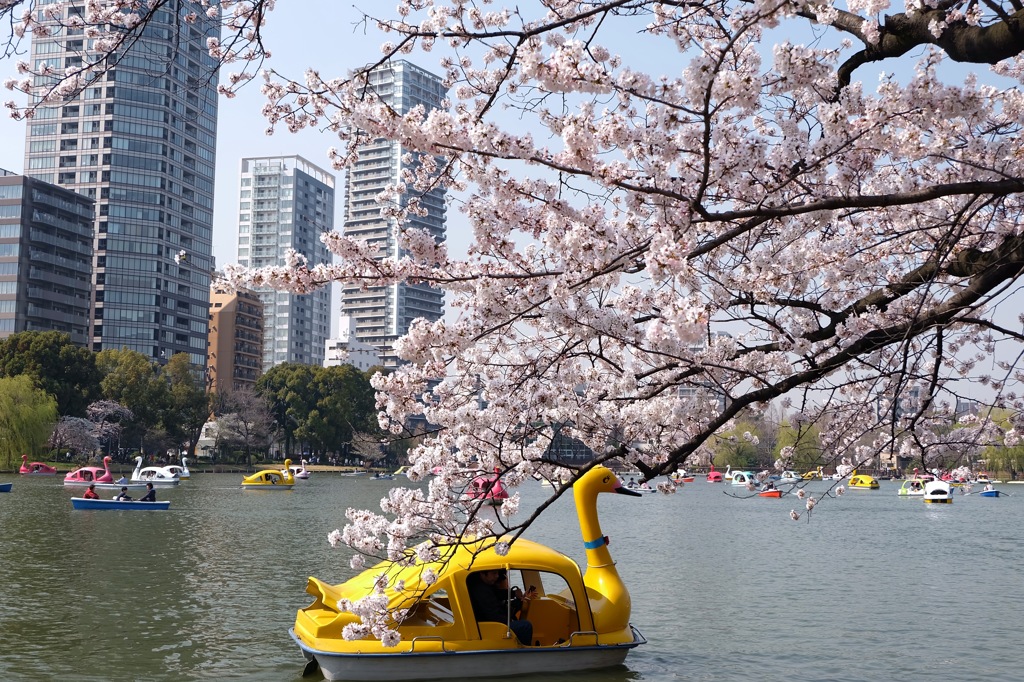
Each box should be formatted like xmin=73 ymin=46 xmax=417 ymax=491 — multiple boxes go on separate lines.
xmin=1 ymin=473 xmax=1021 ymax=681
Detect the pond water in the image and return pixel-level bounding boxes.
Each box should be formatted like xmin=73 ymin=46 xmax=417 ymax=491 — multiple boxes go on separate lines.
xmin=0 ymin=472 xmax=1020 ymax=681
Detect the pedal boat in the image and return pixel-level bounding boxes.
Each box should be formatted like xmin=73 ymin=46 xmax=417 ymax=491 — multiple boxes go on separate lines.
xmin=71 ymin=497 xmax=171 ymax=510
xmin=462 ymin=468 xmax=509 ymax=505
xmin=730 ymin=470 xmax=759 ymax=487
xmin=131 ymin=456 xmax=180 ymax=487
xmin=706 ymin=465 xmax=724 ymax=482
xmin=897 ymin=472 xmax=935 ymax=496
xmin=758 ymin=487 xmax=783 ymax=497
xmin=242 ymin=459 xmax=295 ymax=489
xmin=777 ymin=470 xmax=801 ymax=484
xmin=923 ymin=480 xmax=953 ymax=504
xmin=63 ymin=456 xmax=146 ymax=489
xmin=848 ymin=472 xmax=880 ymax=489
xmin=164 ymin=456 xmax=191 ymax=480
xmin=20 ymin=455 xmax=58 ymax=476
xmin=291 ymin=465 xmax=647 ymax=681
xmin=288 ymin=459 xmax=311 ymax=479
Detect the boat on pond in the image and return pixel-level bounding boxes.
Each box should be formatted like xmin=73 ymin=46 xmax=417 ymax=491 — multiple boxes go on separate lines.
xmin=288 ymin=459 xmax=311 ymax=480
xmin=0 ymin=482 xmax=12 ymax=493
xmin=669 ymin=470 xmax=694 ymax=484
xmin=164 ymin=456 xmax=191 ymax=480
xmin=20 ymin=455 xmax=57 ymax=476
xmin=71 ymin=497 xmax=170 ymax=510
xmin=923 ymin=480 xmax=953 ymax=504
xmin=848 ymin=472 xmax=880 ymax=489
xmin=758 ymin=487 xmax=783 ymax=498
xmin=706 ymin=466 xmax=724 ymax=483
xmin=801 ymin=466 xmax=823 ymax=480
xmin=242 ymin=460 xmax=295 ymax=489
xmin=977 ymin=484 xmax=1001 ymax=498
xmin=730 ymin=470 xmax=759 ymax=488
xmin=291 ymin=465 xmax=646 ymax=681
xmin=462 ymin=469 xmax=509 ymax=504
xmin=897 ymin=470 xmax=935 ymax=497
xmin=64 ymin=456 xmax=116 ymax=487
xmin=777 ymin=470 xmax=800 ymax=484
xmin=131 ymin=456 xmax=180 ymax=487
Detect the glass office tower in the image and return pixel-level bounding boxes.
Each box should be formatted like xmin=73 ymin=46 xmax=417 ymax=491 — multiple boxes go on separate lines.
xmin=0 ymin=170 xmax=94 ymax=344
xmin=23 ymin=1 xmax=219 ymax=366
xmin=341 ymin=60 xmax=447 ymax=368
xmin=236 ymin=156 xmax=333 ymax=369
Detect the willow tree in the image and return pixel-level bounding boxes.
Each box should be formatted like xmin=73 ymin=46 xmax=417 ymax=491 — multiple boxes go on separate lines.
xmin=0 ymin=375 xmax=57 ymax=469
xmin=7 ymin=0 xmax=1024 ymax=633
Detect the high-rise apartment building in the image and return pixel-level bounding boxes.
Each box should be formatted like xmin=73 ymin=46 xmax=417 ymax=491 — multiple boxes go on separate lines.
xmin=23 ymin=2 xmax=219 ymax=366
xmin=0 ymin=169 xmax=93 ymax=344
xmin=341 ymin=60 xmax=448 ymax=367
xmin=324 ymin=315 xmax=381 ymax=371
xmin=236 ymin=156 xmax=333 ymax=369
xmin=208 ymin=284 xmax=264 ymax=393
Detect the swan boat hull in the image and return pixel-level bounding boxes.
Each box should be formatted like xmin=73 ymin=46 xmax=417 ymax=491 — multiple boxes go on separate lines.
xmin=71 ymin=497 xmax=170 ymax=510
xmin=291 ymin=626 xmax=645 ymax=682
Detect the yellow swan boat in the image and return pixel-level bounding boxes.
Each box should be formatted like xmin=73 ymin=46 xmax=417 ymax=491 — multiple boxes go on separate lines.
xmin=848 ymin=471 xmax=879 ymax=489
xmin=241 ymin=459 xmax=295 ymax=489
xmin=290 ymin=465 xmax=646 ymax=680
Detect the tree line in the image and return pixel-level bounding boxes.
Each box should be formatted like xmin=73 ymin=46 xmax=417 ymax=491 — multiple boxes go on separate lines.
xmin=0 ymin=331 xmax=384 ymax=469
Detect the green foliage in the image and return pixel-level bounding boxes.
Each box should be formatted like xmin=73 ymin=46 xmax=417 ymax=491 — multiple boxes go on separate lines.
xmin=257 ymin=363 xmax=380 ymax=456
xmin=774 ymin=421 xmax=823 ymax=472
xmin=710 ymin=419 xmax=760 ymax=469
xmin=0 ymin=375 xmax=58 ymax=469
xmin=96 ymin=348 xmax=168 ymax=450
xmin=160 ymin=353 xmax=211 ymax=455
xmin=0 ymin=331 xmax=100 ymax=416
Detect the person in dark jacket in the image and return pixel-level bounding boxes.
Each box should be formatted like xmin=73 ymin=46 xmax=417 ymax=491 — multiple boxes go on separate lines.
xmin=138 ymin=482 xmax=156 ymax=502
xmin=115 ymin=487 xmax=133 ymax=501
xmin=466 ymin=569 xmax=533 ymax=646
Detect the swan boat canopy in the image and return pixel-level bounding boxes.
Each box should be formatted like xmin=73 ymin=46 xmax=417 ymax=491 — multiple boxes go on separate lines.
xmin=242 ymin=459 xmax=295 ymax=489
xmin=131 ymin=456 xmax=180 ymax=487
xmin=291 ymin=465 xmax=647 ymax=681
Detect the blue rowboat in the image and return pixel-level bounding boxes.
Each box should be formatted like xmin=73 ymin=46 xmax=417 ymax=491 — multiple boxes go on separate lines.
xmin=0 ymin=482 xmax=12 ymax=493
xmin=979 ymin=489 xmax=1001 ymax=498
xmin=70 ymin=497 xmax=170 ymax=510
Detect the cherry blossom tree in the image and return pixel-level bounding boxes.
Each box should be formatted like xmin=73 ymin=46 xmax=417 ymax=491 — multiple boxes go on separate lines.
xmin=6 ymin=0 xmax=1024 ymax=638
